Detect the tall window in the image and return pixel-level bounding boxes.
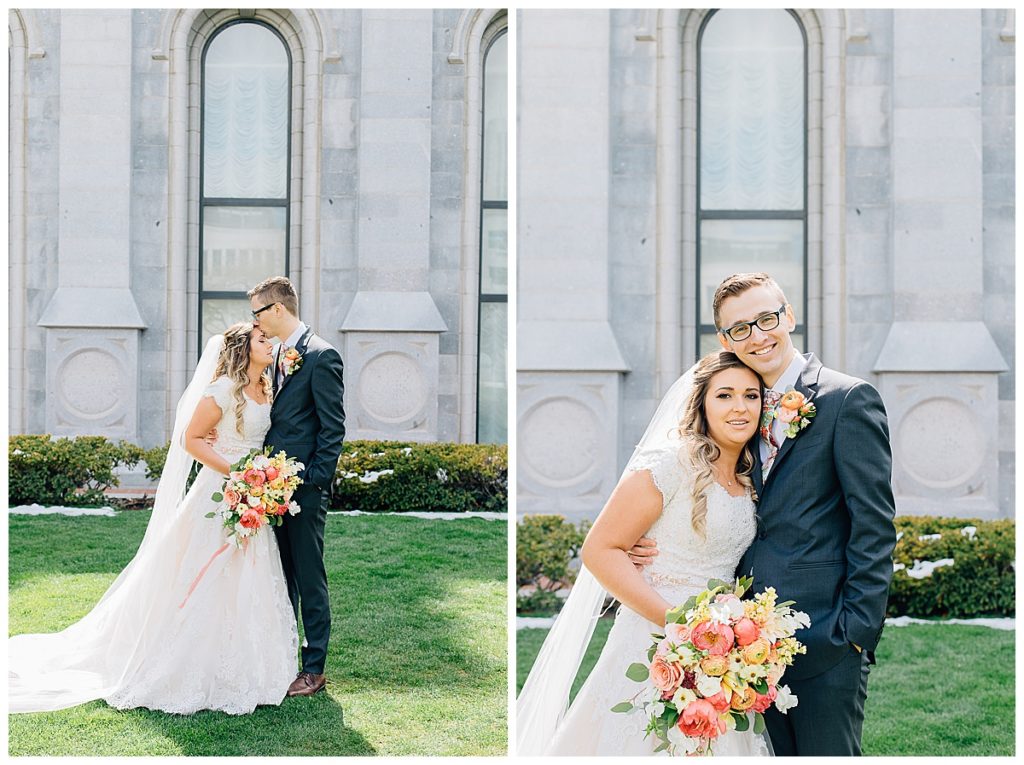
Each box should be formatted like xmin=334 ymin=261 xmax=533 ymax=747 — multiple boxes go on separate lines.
xmin=200 ymin=21 xmax=291 ymax=348
xmin=697 ymin=10 xmax=807 ymax=355
xmin=477 ymin=30 xmax=508 ymax=443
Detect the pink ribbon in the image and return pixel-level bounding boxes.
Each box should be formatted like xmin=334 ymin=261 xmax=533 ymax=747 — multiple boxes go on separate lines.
xmin=178 ymin=542 xmax=230 ymax=609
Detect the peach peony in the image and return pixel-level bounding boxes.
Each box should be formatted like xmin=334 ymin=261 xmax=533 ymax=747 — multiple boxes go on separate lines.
xmin=264 ymin=466 xmax=280 ymax=481
xmin=243 ymin=468 xmax=265 ymax=487
xmin=691 ymin=621 xmax=735 ymax=656
xmin=677 ymin=699 xmax=727 ymax=740
xmin=733 ymin=617 xmax=760 ymax=646
xmin=650 ymin=655 xmax=683 ymax=694
xmin=705 ymin=690 xmax=731 ymax=713
xmin=750 ymin=685 xmax=777 ymax=714
xmin=239 ymin=508 xmax=264 ymax=529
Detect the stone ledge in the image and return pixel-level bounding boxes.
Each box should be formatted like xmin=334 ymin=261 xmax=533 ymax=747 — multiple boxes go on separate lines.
xmin=873 ymin=321 xmax=1008 ymax=372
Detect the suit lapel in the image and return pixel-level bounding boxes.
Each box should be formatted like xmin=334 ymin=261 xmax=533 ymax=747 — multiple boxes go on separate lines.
xmin=760 ymin=353 xmax=822 ymax=493
xmin=273 ymin=327 xmax=314 ymax=405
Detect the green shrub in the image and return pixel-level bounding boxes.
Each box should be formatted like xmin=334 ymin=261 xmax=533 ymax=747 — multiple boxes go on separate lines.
xmin=517 ymin=514 xmax=590 ymax=613
xmin=331 ymin=440 xmax=507 ymax=513
xmin=141 ymin=442 xmax=170 ymax=483
xmin=888 ymin=516 xmax=1015 ymax=618
xmin=9 ymin=435 xmax=144 ymax=507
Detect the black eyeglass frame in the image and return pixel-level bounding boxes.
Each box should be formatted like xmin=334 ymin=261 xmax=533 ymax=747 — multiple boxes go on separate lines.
xmin=251 ymin=302 xmax=278 ymax=319
xmin=718 ymin=304 xmax=789 ymax=342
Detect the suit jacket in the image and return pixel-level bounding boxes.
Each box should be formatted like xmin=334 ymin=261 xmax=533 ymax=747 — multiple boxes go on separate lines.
xmin=737 ymin=353 xmax=896 ymax=680
xmin=264 ymin=327 xmax=346 ymax=494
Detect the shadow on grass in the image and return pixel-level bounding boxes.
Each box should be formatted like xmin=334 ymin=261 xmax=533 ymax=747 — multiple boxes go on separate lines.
xmin=9 ymin=512 xmax=507 ymax=755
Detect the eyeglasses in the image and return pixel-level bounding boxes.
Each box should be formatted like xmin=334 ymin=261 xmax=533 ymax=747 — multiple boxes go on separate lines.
xmin=251 ymin=302 xmax=277 ymax=319
xmin=719 ymin=305 xmax=788 ymax=342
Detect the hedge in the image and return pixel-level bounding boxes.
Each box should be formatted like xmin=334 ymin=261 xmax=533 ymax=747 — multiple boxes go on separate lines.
xmin=888 ymin=515 xmax=1015 ymax=618
xmin=515 ymin=512 xmax=1015 ymax=620
xmin=517 ymin=514 xmax=589 ymax=613
xmin=332 ymin=440 xmax=507 ymax=513
xmin=9 ymin=435 xmax=143 ymax=507
xmin=10 ymin=435 xmax=507 ymax=515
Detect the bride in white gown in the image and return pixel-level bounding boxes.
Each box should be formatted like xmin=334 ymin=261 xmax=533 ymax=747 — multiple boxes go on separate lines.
xmin=9 ymin=323 xmax=298 ymax=715
xmin=518 ymin=351 xmax=772 ymax=756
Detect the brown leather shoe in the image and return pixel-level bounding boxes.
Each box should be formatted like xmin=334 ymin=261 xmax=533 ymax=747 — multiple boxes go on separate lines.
xmin=287 ymin=671 xmax=327 ymax=697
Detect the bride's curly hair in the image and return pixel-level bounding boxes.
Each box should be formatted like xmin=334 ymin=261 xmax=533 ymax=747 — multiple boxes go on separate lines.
xmin=676 ymin=351 xmax=761 ymax=538
xmin=212 ymin=322 xmax=273 ymax=436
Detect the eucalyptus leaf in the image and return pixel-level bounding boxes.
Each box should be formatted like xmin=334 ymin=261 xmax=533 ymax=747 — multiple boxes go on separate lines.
xmin=211 ymin=492 xmax=224 ymax=502
xmin=204 ymin=512 xmax=216 ymax=519
xmin=626 ymin=662 xmax=650 ymax=682
xmin=754 ymin=712 xmax=766 ymax=735
xmin=611 ymin=702 xmax=633 ymax=713
xmin=654 ymin=742 xmax=669 ymax=753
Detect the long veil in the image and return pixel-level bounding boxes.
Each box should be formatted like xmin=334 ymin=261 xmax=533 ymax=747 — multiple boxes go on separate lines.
xmin=516 ymin=367 xmax=696 ymax=755
xmin=9 ymin=335 xmax=225 ymax=713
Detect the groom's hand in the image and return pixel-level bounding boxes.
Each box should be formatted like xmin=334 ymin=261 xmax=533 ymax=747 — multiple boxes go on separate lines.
xmin=627 ymin=536 xmax=658 ymax=570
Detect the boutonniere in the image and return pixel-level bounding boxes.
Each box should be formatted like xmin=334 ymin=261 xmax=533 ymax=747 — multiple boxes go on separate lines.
xmin=281 ymin=346 xmax=304 ymax=376
xmin=775 ymin=389 xmax=816 ymax=439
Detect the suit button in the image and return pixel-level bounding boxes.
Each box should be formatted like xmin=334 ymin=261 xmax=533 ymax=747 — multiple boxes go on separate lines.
xmin=758 ymin=531 xmax=767 ymax=540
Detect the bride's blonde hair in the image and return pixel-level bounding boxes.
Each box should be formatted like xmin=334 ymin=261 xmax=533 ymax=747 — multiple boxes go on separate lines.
xmin=212 ymin=322 xmax=273 ymax=436
xmin=677 ymin=351 xmax=760 ymax=538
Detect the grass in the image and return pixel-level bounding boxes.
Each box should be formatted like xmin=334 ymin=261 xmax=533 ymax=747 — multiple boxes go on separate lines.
xmin=9 ymin=511 xmax=507 ymax=756
xmin=517 ymin=617 xmax=1014 ymax=756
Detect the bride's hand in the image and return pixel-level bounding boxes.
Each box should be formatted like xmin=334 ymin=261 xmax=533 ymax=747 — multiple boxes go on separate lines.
xmin=627 ymin=536 xmax=658 ymax=570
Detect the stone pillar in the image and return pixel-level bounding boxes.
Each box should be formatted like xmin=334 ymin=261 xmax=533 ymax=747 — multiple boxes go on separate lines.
xmin=517 ymin=11 xmax=629 ymax=522
xmin=340 ymin=11 xmax=447 ymax=441
xmin=38 ymin=9 xmax=145 ymax=440
xmin=874 ymin=11 xmax=1008 ymax=519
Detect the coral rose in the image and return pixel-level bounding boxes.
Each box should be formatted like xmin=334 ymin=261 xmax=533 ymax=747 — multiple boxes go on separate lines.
xmin=705 ymin=690 xmax=731 ymax=713
xmin=650 ymin=655 xmax=683 ymax=694
xmin=677 ymin=699 xmax=727 ymax=740
xmin=691 ymin=620 xmax=735 ymax=656
xmin=741 ymin=637 xmax=771 ymax=665
xmin=699 ymin=654 xmax=729 ymax=677
xmin=733 ymin=617 xmax=760 ymax=646
xmin=239 ymin=508 xmax=264 ymax=529
xmin=224 ymin=488 xmax=240 ymax=507
xmin=750 ymin=685 xmax=777 ymax=714
xmin=264 ymin=466 xmax=280 ymax=481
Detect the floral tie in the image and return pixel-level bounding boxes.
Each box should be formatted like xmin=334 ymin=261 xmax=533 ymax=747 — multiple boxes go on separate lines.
xmin=761 ymin=390 xmax=782 ymax=479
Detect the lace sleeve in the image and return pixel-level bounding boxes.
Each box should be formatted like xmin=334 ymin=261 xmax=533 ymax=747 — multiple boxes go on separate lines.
xmin=201 ymin=376 xmax=231 ymax=413
xmin=626 ymin=447 xmax=687 ymax=506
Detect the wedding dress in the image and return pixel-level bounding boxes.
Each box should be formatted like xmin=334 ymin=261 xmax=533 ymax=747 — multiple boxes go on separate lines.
xmin=517 ymin=369 xmax=772 ymax=756
xmin=9 ymin=337 xmax=298 ymax=715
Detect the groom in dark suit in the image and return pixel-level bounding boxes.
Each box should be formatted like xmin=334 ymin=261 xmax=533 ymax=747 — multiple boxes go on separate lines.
xmin=716 ymin=272 xmax=896 ymax=755
xmin=249 ymin=276 xmax=346 ymax=697
xmin=632 ymin=272 xmax=896 ymax=755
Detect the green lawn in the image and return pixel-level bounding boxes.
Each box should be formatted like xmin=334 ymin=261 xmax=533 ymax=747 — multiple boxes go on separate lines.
xmin=517 ymin=617 xmax=1015 ymax=756
xmin=9 ymin=511 xmax=507 ymax=756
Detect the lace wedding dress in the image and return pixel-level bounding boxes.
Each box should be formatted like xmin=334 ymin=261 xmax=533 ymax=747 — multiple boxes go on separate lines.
xmin=9 ymin=374 xmax=298 ymax=715
xmin=544 ymin=446 xmax=770 ymax=756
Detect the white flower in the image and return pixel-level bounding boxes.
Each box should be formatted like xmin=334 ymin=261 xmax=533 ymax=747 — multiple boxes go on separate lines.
xmin=960 ymin=526 xmax=977 ymax=540
xmin=667 ymin=725 xmax=700 ymax=755
xmin=707 ymin=601 xmax=733 ymax=624
xmin=252 ymin=455 xmax=271 ymax=469
xmin=739 ymin=663 xmax=767 ymax=682
xmin=246 ymin=494 xmax=261 ymax=507
xmin=671 ymin=686 xmax=697 ymax=711
xmin=695 ymin=673 xmax=722 ymax=697
xmin=728 ymin=653 xmax=745 ymax=672
xmin=287 ymin=501 xmax=301 ymax=516
xmin=774 ymin=685 xmax=798 ymax=713
xmin=650 ymin=701 xmax=666 ymax=718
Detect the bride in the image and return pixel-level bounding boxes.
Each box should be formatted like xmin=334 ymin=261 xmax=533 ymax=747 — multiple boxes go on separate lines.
xmin=517 ymin=350 xmax=772 ymax=755
xmin=9 ymin=323 xmax=298 ymax=715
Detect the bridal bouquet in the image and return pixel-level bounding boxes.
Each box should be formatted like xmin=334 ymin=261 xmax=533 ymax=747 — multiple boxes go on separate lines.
xmin=206 ymin=447 xmax=304 ymax=545
xmin=613 ymin=576 xmax=809 ymax=756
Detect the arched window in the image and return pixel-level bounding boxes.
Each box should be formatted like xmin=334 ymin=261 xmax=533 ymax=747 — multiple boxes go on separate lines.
xmin=477 ymin=29 xmax=507 ymax=443
xmin=696 ymin=9 xmax=807 ymax=354
xmin=199 ymin=21 xmax=291 ymax=347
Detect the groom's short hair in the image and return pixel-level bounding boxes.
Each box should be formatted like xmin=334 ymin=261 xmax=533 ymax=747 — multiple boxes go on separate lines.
xmin=712 ymin=272 xmax=788 ymax=328
xmin=248 ymin=276 xmax=298 ymax=317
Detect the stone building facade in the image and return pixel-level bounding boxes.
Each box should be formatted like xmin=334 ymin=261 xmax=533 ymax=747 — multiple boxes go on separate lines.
xmin=517 ymin=9 xmax=1014 ymax=522
xmin=9 ymin=8 xmax=508 ymax=448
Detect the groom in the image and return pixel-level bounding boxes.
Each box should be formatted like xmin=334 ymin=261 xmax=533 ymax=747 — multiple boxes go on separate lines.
xmin=248 ymin=276 xmax=346 ymax=697
xmin=632 ymin=272 xmax=896 ymax=755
